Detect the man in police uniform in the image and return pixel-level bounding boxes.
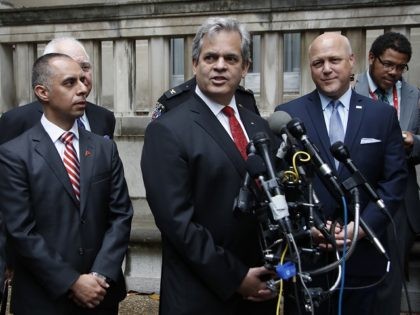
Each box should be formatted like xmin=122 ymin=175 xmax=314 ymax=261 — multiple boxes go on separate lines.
xmin=153 ymin=76 xmax=260 ymax=119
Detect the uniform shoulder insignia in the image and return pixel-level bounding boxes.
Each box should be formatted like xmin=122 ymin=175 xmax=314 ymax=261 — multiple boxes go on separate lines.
xmin=151 ymin=102 xmax=166 ymax=120
xmin=163 ymin=86 xmax=183 ymax=99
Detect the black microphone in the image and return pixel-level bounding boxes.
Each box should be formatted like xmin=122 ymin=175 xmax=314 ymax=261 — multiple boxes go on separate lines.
xmin=252 ymin=132 xmax=281 ymax=195
xmin=287 ymin=118 xmax=344 ymax=197
xmin=233 ymin=145 xmax=266 ymax=214
xmin=330 ymin=141 xmax=386 ymax=210
xmin=330 ymin=141 xmax=387 ymax=256
xmin=267 ymin=111 xmax=292 ymax=159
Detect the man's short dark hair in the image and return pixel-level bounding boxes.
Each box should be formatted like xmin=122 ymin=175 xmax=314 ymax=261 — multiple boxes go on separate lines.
xmin=31 ymin=53 xmax=73 ymax=90
xmin=370 ymin=32 xmax=412 ymax=61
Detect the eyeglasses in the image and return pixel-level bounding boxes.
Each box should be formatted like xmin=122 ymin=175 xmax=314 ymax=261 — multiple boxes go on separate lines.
xmin=376 ymin=55 xmax=409 ymax=73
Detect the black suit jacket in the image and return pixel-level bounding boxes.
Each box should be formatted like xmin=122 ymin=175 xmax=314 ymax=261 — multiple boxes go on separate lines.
xmin=276 ymin=90 xmax=407 ymax=277
xmin=0 ymin=124 xmax=133 ymax=315
xmin=141 ymin=94 xmax=275 ymax=314
xmin=0 ymin=101 xmax=115 ymax=144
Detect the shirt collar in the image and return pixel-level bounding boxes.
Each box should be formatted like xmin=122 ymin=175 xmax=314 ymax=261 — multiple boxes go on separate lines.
xmin=319 ymin=86 xmax=352 ymax=111
xmin=366 ymin=70 xmax=401 ymax=94
xmin=41 ymin=115 xmax=80 ymax=143
xmin=195 ymin=85 xmax=238 ymax=116
xmin=79 ymin=112 xmax=88 ymax=125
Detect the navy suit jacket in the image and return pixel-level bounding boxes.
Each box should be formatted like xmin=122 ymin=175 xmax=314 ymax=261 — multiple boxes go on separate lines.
xmin=0 ymin=124 xmax=133 ymax=315
xmin=141 ymin=94 xmax=276 ymax=314
xmin=0 ymin=100 xmax=115 ymax=144
xmin=276 ymin=89 xmax=407 ymax=276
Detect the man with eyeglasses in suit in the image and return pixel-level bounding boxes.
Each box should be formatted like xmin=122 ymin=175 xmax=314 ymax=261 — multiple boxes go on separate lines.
xmin=354 ymin=31 xmax=420 ymax=315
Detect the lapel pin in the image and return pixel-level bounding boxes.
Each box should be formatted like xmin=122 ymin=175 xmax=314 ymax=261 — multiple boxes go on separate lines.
xmin=85 ymin=150 xmax=92 ymax=157
xmin=356 ymin=105 xmax=362 ymax=109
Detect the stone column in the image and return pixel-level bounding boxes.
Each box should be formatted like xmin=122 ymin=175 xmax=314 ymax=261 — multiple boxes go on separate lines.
xmin=386 ymin=26 xmax=410 ymax=38
xmin=82 ymin=40 xmax=102 ymax=106
xmin=113 ymin=39 xmax=135 ymax=115
xmin=149 ymin=37 xmax=170 ymax=111
xmin=344 ymin=29 xmax=367 ymax=79
xmin=260 ymin=32 xmax=283 ymax=114
xmin=14 ymin=43 xmax=36 ymax=106
xmin=135 ymin=39 xmax=151 ymax=113
xmin=0 ymin=44 xmax=15 ymax=112
xmin=300 ymin=31 xmax=320 ymax=95
xmin=184 ymin=35 xmax=194 ymax=80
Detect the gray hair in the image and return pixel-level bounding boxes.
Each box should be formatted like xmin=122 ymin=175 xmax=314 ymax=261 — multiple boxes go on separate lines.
xmin=192 ymin=17 xmax=251 ymax=64
xmin=43 ymin=37 xmax=89 ymax=60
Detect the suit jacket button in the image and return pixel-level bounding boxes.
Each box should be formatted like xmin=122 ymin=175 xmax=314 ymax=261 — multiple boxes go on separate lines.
xmin=79 ymin=248 xmax=84 ymax=255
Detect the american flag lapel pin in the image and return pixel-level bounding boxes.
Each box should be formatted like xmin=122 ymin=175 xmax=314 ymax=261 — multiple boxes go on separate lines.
xmin=85 ymin=149 xmax=92 ymax=157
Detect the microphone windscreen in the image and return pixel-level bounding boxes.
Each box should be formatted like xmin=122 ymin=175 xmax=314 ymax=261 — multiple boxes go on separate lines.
xmin=267 ymin=111 xmax=292 ymax=136
xmin=330 ymin=141 xmax=349 ymax=162
xmin=246 ymin=154 xmax=267 ymax=178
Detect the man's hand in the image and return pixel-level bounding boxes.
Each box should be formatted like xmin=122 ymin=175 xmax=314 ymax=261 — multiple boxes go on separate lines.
xmin=237 ymin=267 xmax=277 ymax=302
xmin=311 ymin=221 xmax=366 ymax=250
xmin=402 ymin=131 xmax=414 ymax=150
xmin=69 ymin=274 xmax=109 ymax=308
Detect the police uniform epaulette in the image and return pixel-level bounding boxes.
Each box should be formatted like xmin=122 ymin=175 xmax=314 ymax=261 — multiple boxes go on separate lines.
xmin=163 ymin=80 xmax=193 ymax=100
xmin=236 ymin=85 xmax=254 ymax=95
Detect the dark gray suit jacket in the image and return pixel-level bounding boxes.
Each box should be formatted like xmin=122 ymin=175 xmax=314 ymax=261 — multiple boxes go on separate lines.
xmin=141 ymin=94 xmax=276 ymax=314
xmin=0 ymin=123 xmax=133 ymax=315
xmin=354 ymin=72 xmax=420 ymax=233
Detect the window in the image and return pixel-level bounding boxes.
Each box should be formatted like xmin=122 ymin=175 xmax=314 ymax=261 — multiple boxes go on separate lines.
xmin=170 ymin=38 xmax=184 ymax=86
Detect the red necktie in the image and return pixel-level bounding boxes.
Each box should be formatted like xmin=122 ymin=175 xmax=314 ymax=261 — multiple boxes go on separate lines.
xmin=222 ymin=106 xmax=248 ymax=159
xmin=59 ymin=131 xmax=80 ymax=202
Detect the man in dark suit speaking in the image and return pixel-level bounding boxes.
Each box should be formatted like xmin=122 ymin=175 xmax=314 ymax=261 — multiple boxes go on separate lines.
xmin=0 ymin=37 xmax=115 ymax=144
xmin=0 ymin=53 xmax=133 ymax=315
xmin=142 ymin=17 xmax=277 ymax=314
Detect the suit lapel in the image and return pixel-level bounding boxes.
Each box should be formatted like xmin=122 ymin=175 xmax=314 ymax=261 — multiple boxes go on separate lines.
xmin=238 ymin=104 xmax=262 ymax=140
xmin=354 ymin=73 xmax=370 ymax=97
xmin=85 ymin=102 xmax=100 ymax=134
xmin=399 ymin=80 xmax=416 ymax=131
xmin=190 ymin=95 xmax=246 ymax=177
xmin=32 ymin=123 xmax=79 ymax=206
xmin=79 ymin=130 xmax=95 ymax=217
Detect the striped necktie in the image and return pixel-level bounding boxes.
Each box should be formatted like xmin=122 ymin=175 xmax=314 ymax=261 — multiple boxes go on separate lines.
xmin=59 ymin=132 xmax=80 ymax=202
xmin=375 ymin=89 xmax=389 ymax=104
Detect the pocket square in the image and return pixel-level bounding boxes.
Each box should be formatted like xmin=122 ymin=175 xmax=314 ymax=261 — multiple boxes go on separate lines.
xmin=360 ymin=138 xmax=381 ymax=144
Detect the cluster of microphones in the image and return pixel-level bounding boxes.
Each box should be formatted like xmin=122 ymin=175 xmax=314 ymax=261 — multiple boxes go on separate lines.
xmin=234 ymin=111 xmax=389 ymax=290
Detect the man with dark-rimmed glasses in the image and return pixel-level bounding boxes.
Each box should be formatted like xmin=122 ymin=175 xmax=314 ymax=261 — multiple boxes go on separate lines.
xmin=354 ymin=31 xmax=420 ymax=315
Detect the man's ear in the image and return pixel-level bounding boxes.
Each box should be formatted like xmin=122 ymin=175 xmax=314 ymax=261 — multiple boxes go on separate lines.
xmin=34 ymin=85 xmax=49 ymax=102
